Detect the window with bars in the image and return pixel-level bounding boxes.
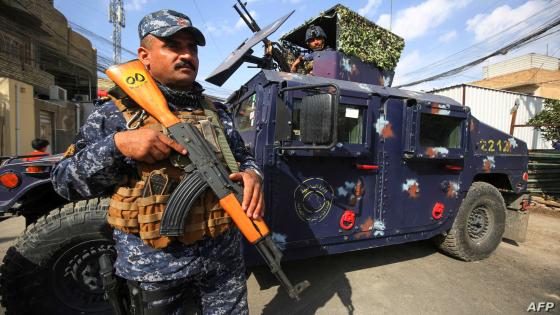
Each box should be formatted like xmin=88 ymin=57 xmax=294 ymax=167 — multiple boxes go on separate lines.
xmin=0 ymin=31 xmax=33 ymax=66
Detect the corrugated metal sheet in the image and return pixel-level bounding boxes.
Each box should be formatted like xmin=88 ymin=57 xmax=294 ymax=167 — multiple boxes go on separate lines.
xmin=483 ymin=54 xmax=559 ymax=78
xmin=432 ymin=85 xmax=552 ymax=150
xmin=528 ymin=150 xmax=560 ymax=198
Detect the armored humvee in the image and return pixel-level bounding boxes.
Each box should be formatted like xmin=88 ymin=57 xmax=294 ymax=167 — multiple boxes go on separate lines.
xmin=0 ymin=4 xmax=529 ymax=314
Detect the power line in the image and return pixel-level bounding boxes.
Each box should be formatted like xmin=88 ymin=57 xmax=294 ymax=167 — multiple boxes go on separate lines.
xmin=13 ymin=0 xmax=96 ymax=61
xmin=403 ymin=0 xmax=509 ymax=67
xmin=397 ymin=16 xmax=560 ymax=88
xmin=14 ymin=0 xmax=234 ymax=98
xmin=192 ymin=0 xmax=225 ymax=62
xmin=526 ymin=46 xmax=560 ymax=82
xmin=68 ymin=23 xmax=234 ymax=97
xmin=401 ymin=1 xmax=560 ymax=79
xmin=69 ymin=21 xmax=137 ymax=57
xmin=402 ymin=1 xmax=560 ymax=78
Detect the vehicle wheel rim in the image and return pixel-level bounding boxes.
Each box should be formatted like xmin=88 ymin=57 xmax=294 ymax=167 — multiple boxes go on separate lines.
xmin=467 ymin=206 xmax=491 ymax=241
xmin=51 ymin=239 xmax=115 ymax=312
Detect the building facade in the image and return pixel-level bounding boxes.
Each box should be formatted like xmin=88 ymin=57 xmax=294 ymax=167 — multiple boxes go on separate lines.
xmin=470 ymin=53 xmax=560 ymax=100
xmin=0 ymin=0 xmax=97 ymax=155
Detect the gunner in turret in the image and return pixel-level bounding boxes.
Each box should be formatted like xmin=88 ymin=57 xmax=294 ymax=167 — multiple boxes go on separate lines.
xmin=290 ymin=25 xmax=333 ymax=74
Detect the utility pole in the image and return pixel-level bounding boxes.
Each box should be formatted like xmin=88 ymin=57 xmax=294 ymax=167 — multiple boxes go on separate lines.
xmin=109 ymin=0 xmax=125 ymax=64
xmin=390 ymin=0 xmax=393 ymax=31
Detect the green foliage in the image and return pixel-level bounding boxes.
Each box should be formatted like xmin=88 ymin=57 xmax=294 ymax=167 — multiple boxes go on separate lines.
xmin=528 ymin=98 xmax=560 ymax=142
xmin=335 ymin=5 xmax=405 ymax=71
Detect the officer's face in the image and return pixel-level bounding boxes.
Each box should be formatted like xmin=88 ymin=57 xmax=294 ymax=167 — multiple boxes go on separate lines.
xmin=138 ymin=32 xmax=199 ymax=90
xmin=307 ymin=37 xmax=325 ymax=51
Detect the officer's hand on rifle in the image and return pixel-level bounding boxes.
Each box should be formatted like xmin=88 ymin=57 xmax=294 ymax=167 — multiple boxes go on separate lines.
xmin=229 ymin=170 xmax=264 ymax=219
xmin=114 ymin=129 xmax=187 ymax=163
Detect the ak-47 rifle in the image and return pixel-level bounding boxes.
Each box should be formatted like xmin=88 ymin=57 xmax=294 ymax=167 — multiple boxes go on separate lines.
xmin=233 ymin=0 xmax=291 ymax=72
xmin=106 ymin=60 xmax=309 ymax=301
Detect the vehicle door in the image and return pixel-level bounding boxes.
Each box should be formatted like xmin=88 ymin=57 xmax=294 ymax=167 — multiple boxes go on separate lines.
xmin=382 ymin=99 xmax=469 ymax=233
xmin=265 ymin=83 xmax=382 ymax=253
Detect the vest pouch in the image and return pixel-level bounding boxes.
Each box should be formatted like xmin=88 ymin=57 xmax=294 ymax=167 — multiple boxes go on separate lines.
xmin=107 ymin=181 xmax=144 ymax=234
xmin=136 ymin=194 xmax=174 ymax=249
xmin=109 ymin=104 xmax=237 ymax=248
xmin=205 ymin=198 xmax=233 ymax=238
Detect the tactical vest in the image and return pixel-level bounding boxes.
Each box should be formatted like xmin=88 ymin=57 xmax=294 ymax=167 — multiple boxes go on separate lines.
xmin=106 ymin=94 xmax=239 ymax=249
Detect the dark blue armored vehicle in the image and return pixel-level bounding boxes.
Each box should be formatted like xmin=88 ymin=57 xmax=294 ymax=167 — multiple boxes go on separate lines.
xmin=0 ymin=4 xmax=530 ymax=314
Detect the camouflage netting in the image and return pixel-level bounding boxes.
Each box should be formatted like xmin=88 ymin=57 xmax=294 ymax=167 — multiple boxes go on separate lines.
xmin=279 ymin=40 xmax=302 ymax=68
xmin=335 ymin=5 xmax=404 ymax=71
xmin=279 ymin=4 xmax=405 ymax=71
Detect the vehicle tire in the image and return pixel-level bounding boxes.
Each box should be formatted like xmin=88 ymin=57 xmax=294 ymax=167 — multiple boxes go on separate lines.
xmin=434 ymin=182 xmax=506 ymax=261
xmin=0 ymin=198 xmax=115 ymax=315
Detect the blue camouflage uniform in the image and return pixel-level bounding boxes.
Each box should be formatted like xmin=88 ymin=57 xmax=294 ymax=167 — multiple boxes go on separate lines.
xmin=301 ymin=46 xmax=334 ymax=61
xmin=52 ymin=9 xmax=263 ymax=313
xmin=52 ymin=86 xmax=258 ymax=313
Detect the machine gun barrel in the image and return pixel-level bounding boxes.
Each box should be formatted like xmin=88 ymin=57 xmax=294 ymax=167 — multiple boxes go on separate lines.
xmin=106 ymin=59 xmax=309 ymax=300
xmin=232 ymin=0 xmax=291 ymax=72
xmin=234 ymin=0 xmax=260 ymax=32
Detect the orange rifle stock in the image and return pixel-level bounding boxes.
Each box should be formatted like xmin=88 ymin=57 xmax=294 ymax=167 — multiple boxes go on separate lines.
xmin=106 ymin=60 xmax=309 ymax=300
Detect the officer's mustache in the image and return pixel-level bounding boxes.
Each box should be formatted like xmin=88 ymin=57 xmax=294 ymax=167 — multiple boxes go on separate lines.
xmin=175 ymin=61 xmax=196 ymax=71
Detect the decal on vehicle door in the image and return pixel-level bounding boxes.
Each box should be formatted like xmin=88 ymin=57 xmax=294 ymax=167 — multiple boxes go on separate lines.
xmin=294 ymin=177 xmax=334 ymax=223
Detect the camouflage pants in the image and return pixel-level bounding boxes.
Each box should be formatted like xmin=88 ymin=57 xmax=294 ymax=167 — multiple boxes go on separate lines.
xmin=138 ymin=266 xmax=248 ymax=314
xmin=114 ymin=229 xmax=248 ymax=314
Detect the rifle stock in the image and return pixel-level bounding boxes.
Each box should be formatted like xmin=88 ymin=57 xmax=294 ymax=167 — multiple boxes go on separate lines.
xmin=106 ymin=60 xmax=180 ymax=128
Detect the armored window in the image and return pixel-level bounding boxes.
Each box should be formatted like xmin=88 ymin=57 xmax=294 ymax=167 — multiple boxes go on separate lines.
xmin=291 ymin=100 xmax=364 ymax=144
xmin=235 ymin=93 xmax=256 ymax=132
xmin=419 ymin=113 xmax=462 ymax=148
xmin=337 ymin=105 xmax=364 ymax=144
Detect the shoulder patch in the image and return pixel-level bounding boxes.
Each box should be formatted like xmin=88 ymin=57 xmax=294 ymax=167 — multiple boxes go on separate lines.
xmin=63 ymin=144 xmax=76 ymax=158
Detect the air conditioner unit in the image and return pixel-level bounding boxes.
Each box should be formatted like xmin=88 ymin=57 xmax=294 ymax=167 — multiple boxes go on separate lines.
xmin=49 ymin=85 xmax=67 ymax=101
xmin=73 ymin=94 xmax=90 ymax=102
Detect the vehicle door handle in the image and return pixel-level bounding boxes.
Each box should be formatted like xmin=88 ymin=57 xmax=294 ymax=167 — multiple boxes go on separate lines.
xmin=355 ymin=164 xmax=379 ymax=170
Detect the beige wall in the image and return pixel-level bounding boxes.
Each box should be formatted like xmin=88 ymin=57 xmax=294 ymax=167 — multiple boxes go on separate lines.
xmin=536 ymin=85 xmax=560 ymax=100
xmin=0 ymin=77 xmax=35 ymax=156
xmin=471 ymin=69 xmax=560 ymax=100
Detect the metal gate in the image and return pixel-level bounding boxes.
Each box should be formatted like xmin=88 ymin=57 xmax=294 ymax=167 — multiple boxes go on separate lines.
xmin=528 ymin=150 xmax=560 ymax=198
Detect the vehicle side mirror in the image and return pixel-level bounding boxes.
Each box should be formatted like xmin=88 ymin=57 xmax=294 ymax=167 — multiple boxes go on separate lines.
xmin=300 ymin=93 xmax=336 ymax=145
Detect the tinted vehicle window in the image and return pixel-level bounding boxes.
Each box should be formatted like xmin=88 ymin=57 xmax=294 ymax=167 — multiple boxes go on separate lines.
xmin=337 ymin=105 xmax=364 ymax=144
xmin=235 ymin=94 xmax=256 ymax=132
xmin=291 ymin=99 xmax=364 ymax=144
xmin=419 ymin=113 xmax=463 ymax=148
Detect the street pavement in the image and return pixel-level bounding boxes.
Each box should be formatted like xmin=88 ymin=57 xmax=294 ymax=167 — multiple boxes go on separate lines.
xmin=0 ymin=212 xmax=558 ymax=314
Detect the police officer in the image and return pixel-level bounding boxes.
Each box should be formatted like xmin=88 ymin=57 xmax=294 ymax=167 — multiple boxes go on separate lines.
xmin=52 ymin=9 xmax=264 ymax=314
xmin=290 ymin=25 xmax=333 ymax=73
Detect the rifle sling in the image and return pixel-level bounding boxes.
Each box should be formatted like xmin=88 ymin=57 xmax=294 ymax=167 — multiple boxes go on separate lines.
xmin=201 ymin=99 xmax=240 ymax=174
